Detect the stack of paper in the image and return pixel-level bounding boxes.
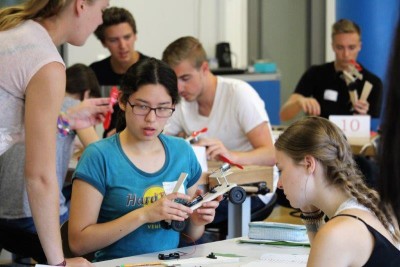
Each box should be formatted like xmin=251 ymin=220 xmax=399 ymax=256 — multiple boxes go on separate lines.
xmin=248 ymin=222 xmax=309 ymax=243
xmin=241 ymin=253 xmax=308 ymax=267
xmin=161 ymin=255 xmax=240 ymax=266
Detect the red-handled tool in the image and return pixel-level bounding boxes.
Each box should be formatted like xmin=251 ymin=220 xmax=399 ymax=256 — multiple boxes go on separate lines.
xmin=219 ymin=155 xmax=243 ymax=169
xmin=186 ymin=127 xmax=208 ymax=143
xmin=103 ymin=86 xmax=119 ymax=130
xmin=191 ymin=127 xmax=208 ymax=138
xmin=349 ymin=59 xmax=362 ymax=71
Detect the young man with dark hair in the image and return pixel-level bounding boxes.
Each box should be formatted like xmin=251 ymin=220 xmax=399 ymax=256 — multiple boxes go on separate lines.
xmin=90 ymin=7 xmax=149 ymax=137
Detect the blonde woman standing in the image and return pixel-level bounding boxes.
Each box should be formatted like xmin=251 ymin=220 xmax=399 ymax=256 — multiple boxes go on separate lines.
xmin=0 ymin=0 xmax=110 ymax=266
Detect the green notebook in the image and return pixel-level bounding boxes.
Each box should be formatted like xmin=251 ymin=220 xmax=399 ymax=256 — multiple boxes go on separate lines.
xmin=238 ymin=237 xmax=310 ymax=247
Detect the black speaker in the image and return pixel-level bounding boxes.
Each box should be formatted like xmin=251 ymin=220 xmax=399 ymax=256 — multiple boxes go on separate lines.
xmin=216 ymin=42 xmax=232 ymax=68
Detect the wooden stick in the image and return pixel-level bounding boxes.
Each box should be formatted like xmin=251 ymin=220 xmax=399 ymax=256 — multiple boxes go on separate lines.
xmin=349 ymin=90 xmax=358 ymax=107
xmin=360 ymin=81 xmax=373 ymax=101
xmin=241 ymin=186 xmax=259 ymax=193
xmin=172 ymin=173 xmax=188 ymax=193
xmin=342 ymin=70 xmax=356 ymax=85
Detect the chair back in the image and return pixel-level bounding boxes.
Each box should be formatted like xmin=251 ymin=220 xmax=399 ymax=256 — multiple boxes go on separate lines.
xmin=360 ymin=134 xmax=380 ymax=158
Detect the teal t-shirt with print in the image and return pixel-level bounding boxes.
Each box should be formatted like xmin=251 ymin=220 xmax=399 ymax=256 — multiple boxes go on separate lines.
xmin=73 ymin=133 xmax=201 ymax=261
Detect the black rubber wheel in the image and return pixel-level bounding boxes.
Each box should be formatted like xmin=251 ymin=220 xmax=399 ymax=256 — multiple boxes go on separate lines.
xmin=160 ymin=220 xmax=171 ymax=230
xmin=229 ymin=186 xmax=246 ymax=204
xmin=171 ymin=220 xmax=187 ymax=232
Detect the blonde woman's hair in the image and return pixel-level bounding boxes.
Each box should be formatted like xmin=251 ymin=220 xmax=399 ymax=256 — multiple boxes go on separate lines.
xmin=162 ymin=36 xmax=207 ymax=69
xmin=275 ymin=116 xmax=400 ymax=241
xmin=0 ymin=0 xmax=93 ymax=31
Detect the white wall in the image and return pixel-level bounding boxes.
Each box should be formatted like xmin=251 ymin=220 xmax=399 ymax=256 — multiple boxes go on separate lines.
xmin=66 ymin=0 xmax=247 ymax=68
xmin=259 ymin=0 xmax=309 ymax=114
xmin=325 ymin=0 xmax=336 ymax=61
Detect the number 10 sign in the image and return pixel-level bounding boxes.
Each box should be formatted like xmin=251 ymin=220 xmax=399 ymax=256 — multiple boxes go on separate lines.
xmin=329 ymin=115 xmax=371 ymax=145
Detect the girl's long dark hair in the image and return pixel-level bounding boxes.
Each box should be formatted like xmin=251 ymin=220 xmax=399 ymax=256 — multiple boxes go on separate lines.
xmin=66 ymin=63 xmax=100 ymax=100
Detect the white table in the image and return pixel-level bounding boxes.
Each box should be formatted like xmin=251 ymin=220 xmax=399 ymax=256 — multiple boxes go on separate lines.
xmin=94 ymin=238 xmax=310 ymax=267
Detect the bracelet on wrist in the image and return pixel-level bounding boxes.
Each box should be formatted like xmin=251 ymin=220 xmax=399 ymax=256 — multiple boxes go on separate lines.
xmin=55 ymin=259 xmax=66 ymax=266
xmin=57 ymin=112 xmax=72 ymax=137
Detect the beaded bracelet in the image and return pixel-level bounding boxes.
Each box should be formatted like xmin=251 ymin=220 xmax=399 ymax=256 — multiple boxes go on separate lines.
xmin=55 ymin=259 xmax=66 ymax=266
xmin=57 ymin=112 xmax=72 ymax=137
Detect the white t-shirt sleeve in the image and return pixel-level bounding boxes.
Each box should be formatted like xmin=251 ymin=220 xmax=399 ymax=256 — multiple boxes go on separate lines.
xmin=231 ymin=80 xmax=269 ymax=134
xmin=164 ymin=104 xmax=184 ymax=135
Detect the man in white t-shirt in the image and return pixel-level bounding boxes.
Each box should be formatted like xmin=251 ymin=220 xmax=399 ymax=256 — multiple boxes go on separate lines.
xmin=162 ymin=36 xmax=277 ymax=238
xmin=162 ymin=36 xmax=275 ymax=166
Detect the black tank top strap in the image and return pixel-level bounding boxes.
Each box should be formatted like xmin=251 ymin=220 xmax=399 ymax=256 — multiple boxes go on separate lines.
xmin=331 ymin=213 xmax=368 ymax=225
xmin=331 ymin=214 xmax=400 ymax=267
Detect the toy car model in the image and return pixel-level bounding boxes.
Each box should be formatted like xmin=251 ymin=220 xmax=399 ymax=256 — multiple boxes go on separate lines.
xmin=161 ymin=156 xmax=247 ymax=232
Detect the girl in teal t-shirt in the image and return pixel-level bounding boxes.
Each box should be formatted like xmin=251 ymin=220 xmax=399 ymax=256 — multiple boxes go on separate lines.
xmin=69 ymin=58 xmax=220 ymax=261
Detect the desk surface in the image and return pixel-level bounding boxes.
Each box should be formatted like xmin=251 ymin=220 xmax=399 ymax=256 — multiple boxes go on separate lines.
xmin=351 ymin=143 xmax=375 ymax=157
xmin=94 ymin=238 xmax=310 ymax=267
xmin=350 ymin=137 xmax=377 ymax=157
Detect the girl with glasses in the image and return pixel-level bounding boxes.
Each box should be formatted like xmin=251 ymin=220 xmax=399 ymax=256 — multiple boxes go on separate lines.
xmin=68 ymin=58 xmax=220 ymax=261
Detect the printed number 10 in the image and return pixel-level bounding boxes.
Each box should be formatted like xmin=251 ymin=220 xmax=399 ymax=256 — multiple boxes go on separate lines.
xmin=341 ymin=119 xmax=360 ymax=132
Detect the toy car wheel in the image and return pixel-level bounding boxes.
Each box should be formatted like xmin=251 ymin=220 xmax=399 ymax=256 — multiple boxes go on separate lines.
xmin=171 ymin=220 xmax=187 ymax=232
xmin=229 ymin=186 xmax=246 ymax=204
xmin=160 ymin=220 xmax=171 ymax=230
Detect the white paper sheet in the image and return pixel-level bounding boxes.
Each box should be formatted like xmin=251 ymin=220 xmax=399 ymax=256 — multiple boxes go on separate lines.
xmin=162 ymin=255 xmax=239 ymax=266
xmin=241 ymin=253 xmax=308 ymax=267
xmin=191 ymin=145 xmax=208 ymax=172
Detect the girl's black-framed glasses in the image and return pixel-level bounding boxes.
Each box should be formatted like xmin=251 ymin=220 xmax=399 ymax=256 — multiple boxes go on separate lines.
xmin=127 ymin=100 xmax=175 ymax=118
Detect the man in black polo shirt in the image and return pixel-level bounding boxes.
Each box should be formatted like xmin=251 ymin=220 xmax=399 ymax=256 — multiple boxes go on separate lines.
xmin=280 ymin=19 xmax=382 ymax=121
